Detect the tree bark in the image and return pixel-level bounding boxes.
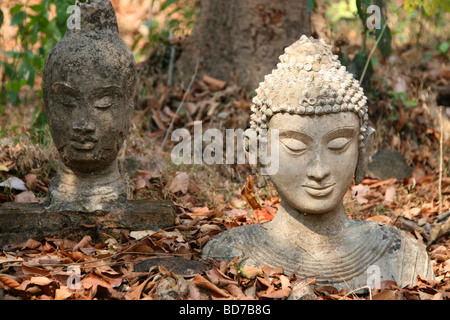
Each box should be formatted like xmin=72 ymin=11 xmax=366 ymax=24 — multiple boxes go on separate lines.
xmin=176 ymin=0 xmax=312 ymax=91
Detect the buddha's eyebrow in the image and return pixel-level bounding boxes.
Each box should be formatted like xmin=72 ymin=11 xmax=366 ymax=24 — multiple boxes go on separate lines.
xmin=322 ymin=126 xmax=358 ymax=141
xmin=278 ymin=130 xmax=313 ymax=143
xmin=89 ymin=85 xmax=123 ymax=98
xmin=51 ymin=82 xmax=79 ymax=95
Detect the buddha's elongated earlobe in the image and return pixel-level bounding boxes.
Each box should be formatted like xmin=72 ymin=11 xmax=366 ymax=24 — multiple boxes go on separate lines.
xmin=355 ymin=126 xmax=375 ymax=185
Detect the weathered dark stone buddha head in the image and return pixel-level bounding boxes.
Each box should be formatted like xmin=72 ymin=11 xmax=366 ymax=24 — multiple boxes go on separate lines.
xmin=43 ymin=0 xmax=136 ymax=174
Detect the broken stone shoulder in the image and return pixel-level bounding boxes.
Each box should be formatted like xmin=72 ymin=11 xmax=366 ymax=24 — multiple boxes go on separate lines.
xmin=0 ymin=0 xmax=174 ymax=246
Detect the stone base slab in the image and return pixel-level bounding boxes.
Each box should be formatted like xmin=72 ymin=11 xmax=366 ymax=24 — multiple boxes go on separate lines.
xmin=0 ymin=200 xmax=175 ymax=246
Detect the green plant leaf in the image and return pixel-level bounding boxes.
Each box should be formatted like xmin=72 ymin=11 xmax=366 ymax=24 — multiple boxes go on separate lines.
xmin=423 ymin=0 xmax=441 ymax=15
xmin=11 ymin=10 xmax=26 ymax=26
xmin=356 ymin=0 xmax=372 ymax=22
xmin=403 ymin=99 xmax=418 ymax=107
xmin=10 ymin=4 xmax=24 ymax=14
xmin=30 ymin=4 xmax=46 ymax=13
xmin=376 ymin=20 xmax=392 ymax=57
xmin=307 ymin=0 xmax=317 ymax=12
xmin=404 ymin=0 xmax=423 ymax=14
xmin=437 ymin=41 xmax=449 ymax=54
xmin=161 ymin=0 xmax=177 ymax=10
xmin=441 ymin=0 xmax=450 ymax=11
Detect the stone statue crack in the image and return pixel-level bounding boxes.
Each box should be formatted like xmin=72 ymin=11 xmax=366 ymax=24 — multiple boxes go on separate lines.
xmin=202 ymin=36 xmax=434 ymax=292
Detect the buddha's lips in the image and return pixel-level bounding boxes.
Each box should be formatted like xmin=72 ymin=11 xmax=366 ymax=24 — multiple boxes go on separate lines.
xmin=302 ymin=183 xmax=335 ymax=197
xmin=70 ymin=136 xmax=99 ymax=150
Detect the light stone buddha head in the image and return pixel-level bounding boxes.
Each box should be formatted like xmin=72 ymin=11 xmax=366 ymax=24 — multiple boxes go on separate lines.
xmin=248 ymin=36 xmax=375 ymax=214
xmin=43 ymin=0 xmax=137 ymax=174
xmin=203 ymin=37 xmax=435 ymax=291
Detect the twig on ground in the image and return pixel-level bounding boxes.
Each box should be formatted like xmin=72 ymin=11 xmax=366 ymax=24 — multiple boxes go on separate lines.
xmin=359 ymin=19 xmax=389 ymax=85
xmin=162 ymin=56 xmax=200 ymax=149
xmin=439 ymin=105 xmax=443 ymax=216
xmin=339 ymin=285 xmax=372 ymax=300
xmin=167 ymin=30 xmax=175 ymax=87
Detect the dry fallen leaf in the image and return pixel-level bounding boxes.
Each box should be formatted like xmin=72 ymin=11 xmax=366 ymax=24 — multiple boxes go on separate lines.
xmin=279 ymin=275 xmax=291 ymax=290
xmin=254 ymin=208 xmax=274 ymax=222
xmin=14 ymin=190 xmax=38 ymax=203
xmin=372 ymin=289 xmax=398 ymax=300
xmin=73 ymin=235 xmax=92 ymax=252
xmin=203 ymin=75 xmax=227 ymax=90
xmin=259 ymin=287 xmax=291 ymax=299
xmin=403 ymin=207 xmax=422 ymax=219
xmin=24 ymin=174 xmax=38 ymax=190
xmin=366 ymin=215 xmax=393 ymax=224
xmin=384 ymin=186 xmax=396 ymax=204
xmin=30 ymin=276 xmax=53 ymax=286
xmin=130 ymin=230 xmax=157 ymax=240
xmin=0 ymin=177 xmax=27 ymax=191
xmin=55 ymin=286 xmax=73 ymax=300
xmin=351 ymin=184 xmax=369 ymax=204
xmin=193 ymin=274 xmax=230 ymax=298
xmin=186 ymin=206 xmax=211 ymax=220
xmin=0 ymin=275 xmax=22 ymax=291
xmin=241 ymin=265 xmax=263 ymax=279
xmin=241 ymin=175 xmax=262 ymax=211
xmin=169 ymin=172 xmax=190 ymax=194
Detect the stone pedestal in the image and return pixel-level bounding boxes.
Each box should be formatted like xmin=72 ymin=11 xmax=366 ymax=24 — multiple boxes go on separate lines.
xmin=0 ymin=200 xmax=174 ymax=246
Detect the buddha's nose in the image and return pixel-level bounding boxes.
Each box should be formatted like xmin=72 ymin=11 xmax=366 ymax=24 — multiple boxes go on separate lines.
xmin=72 ymin=120 xmax=95 ymax=134
xmin=306 ymin=153 xmax=330 ymax=182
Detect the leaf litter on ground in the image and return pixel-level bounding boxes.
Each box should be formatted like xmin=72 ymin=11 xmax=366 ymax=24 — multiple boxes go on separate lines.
xmin=0 ymin=46 xmax=449 ymax=300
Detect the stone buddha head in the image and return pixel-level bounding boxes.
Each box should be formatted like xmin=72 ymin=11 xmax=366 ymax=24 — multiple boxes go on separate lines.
xmin=203 ymin=37 xmax=434 ymax=291
xmin=42 ymin=0 xmax=137 ymax=211
xmin=43 ymin=0 xmax=136 ymax=174
xmin=249 ymin=35 xmax=375 ymax=215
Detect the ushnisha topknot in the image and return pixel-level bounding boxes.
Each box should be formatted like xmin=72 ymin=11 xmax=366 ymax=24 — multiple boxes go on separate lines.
xmin=250 ymin=35 xmax=369 ymax=148
xmin=67 ymin=0 xmax=120 ymax=36
xmin=43 ymin=0 xmax=137 ymax=110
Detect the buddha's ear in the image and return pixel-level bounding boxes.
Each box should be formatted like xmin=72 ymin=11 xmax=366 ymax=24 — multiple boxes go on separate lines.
xmin=355 ymin=126 xmax=375 ymax=185
xmin=243 ymin=129 xmax=269 ymax=187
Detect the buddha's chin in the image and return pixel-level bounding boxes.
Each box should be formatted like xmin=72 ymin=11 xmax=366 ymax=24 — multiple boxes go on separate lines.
xmin=283 ymin=193 xmax=341 ymax=215
xmin=61 ymin=151 xmax=116 ymax=174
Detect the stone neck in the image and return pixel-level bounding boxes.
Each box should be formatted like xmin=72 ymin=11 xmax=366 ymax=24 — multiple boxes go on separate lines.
xmin=47 ymin=159 xmax=127 ymax=212
xmin=268 ymin=199 xmax=351 ymax=240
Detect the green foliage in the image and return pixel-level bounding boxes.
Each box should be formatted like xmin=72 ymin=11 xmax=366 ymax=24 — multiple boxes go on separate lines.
xmin=356 ymin=0 xmax=392 ymax=57
xmin=437 ymin=41 xmax=449 ymax=55
xmin=340 ymin=47 xmax=373 ymax=81
xmin=404 ymin=0 xmax=450 ymax=15
xmin=389 ymin=91 xmax=418 ymax=108
xmin=1 ymin=0 xmax=74 ymax=141
xmin=327 ymin=0 xmax=358 ymax=24
xmin=306 ymin=0 xmax=317 ymax=13
xmin=135 ymin=0 xmax=198 ymax=51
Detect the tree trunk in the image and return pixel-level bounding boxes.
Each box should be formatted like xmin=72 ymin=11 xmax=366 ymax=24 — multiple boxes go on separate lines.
xmin=176 ymin=0 xmax=312 ymax=91
xmin=311 ymin=0 xmax=329 ymax=41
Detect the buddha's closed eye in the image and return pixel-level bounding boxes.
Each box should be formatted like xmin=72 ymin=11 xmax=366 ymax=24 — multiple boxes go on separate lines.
xmin=58 ymin=96 xmax=78 ymax=108
xmin=327 ymin=137 xmax=352 ymax=152
xmin=93 ymin=95 xmax=114 ymax=109
xmin=280 ymin=138 xmax=307 ymax=153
